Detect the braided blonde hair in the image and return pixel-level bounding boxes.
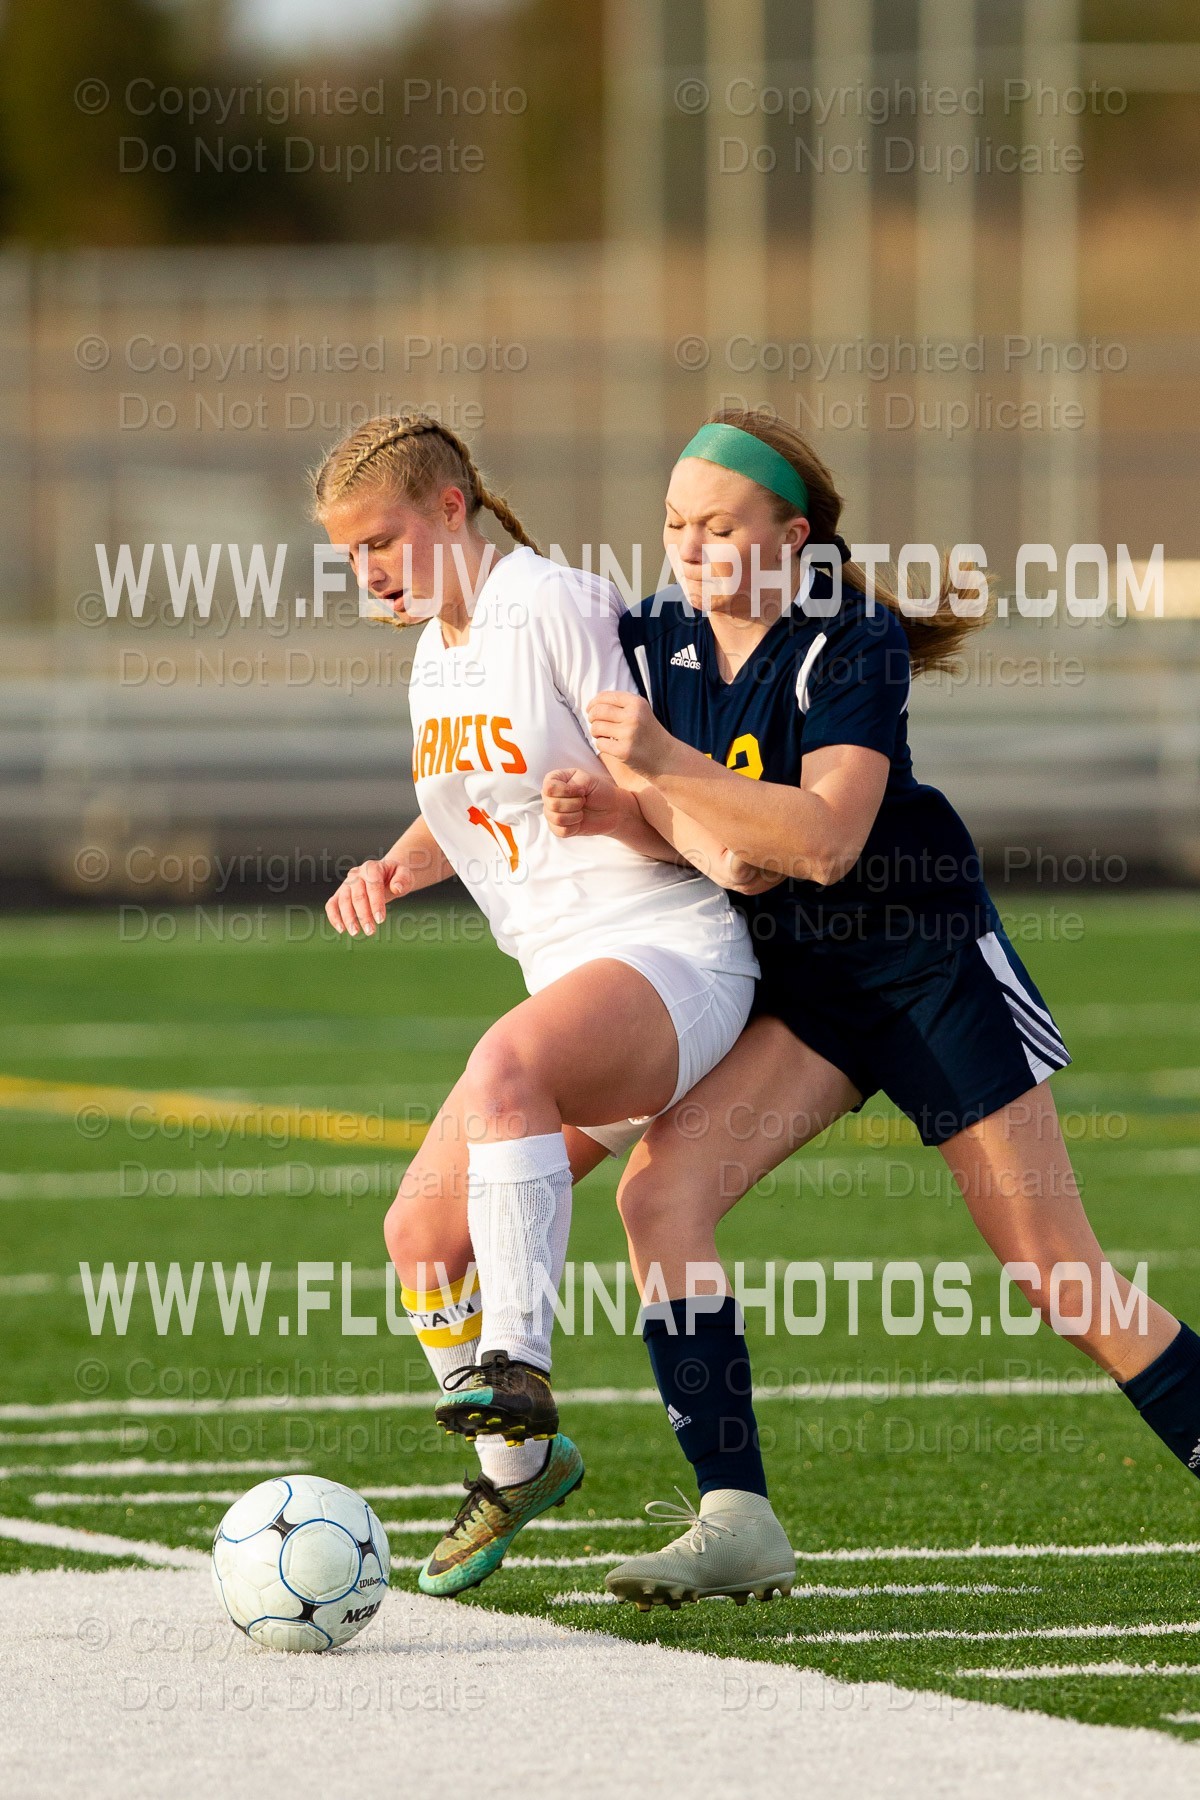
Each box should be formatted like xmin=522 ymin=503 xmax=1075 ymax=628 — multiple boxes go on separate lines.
xmin=309 ymin=411 xmax=539 ymax=552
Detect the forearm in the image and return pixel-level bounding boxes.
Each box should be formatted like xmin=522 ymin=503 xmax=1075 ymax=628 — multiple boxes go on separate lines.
xmin=382 ymin=814 xmax=456 ymax=893
xmin=628 ymin=778 xmax=763 ymax=887
xmin=649 ymin=743 xmax=843 ymax=882
xmin=612 ymin=774 xmax=778 ymax=894
xmin=602 ymin=781 xmax=691 ymax=866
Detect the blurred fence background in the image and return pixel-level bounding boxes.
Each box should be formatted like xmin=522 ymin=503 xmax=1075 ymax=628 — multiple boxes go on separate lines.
xmin=0 ymin=0 xmax=1198 ymax=897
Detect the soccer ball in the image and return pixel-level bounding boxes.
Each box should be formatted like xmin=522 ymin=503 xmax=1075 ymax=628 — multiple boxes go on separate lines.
xmin=212 ymin=1474 xmax=390 ymax=1652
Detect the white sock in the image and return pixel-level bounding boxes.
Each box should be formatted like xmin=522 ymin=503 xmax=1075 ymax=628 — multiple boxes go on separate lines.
xmin=466 ymin=1131 xmax=572 ymax=1373
xmin=476 ymin=1435 xmax=548 ymax=1487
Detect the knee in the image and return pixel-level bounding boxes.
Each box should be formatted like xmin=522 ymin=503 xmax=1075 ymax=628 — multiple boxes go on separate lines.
xmin=616 ymin=1165 xmax=685 ymax=1248
xmin=459 ymin=1028 xmax=540 ymax=1133
xmin=383 ymin=1175 xmax=460 ymax=1281
xmin=382 ymin=1186 xmax=422 ymax=1274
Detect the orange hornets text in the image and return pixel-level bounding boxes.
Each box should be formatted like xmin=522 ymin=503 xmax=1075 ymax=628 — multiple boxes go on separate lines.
xmin=412 ymin=714 xmax=529 ymax=781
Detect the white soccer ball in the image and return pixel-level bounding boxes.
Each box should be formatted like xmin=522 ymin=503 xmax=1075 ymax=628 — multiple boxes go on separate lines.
xmin=212 ymin=1474 xmax=390 ymax=1652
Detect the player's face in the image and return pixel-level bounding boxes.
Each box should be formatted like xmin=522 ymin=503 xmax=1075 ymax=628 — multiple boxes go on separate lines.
xmin=321 ymin=484 xmax=469 ymax=626
xmin=664 ymin=459 xmax=809 ymax=617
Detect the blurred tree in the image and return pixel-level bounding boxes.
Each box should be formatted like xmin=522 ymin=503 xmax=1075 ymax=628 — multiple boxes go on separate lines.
xmin=510 ymin=0 xmax=604 ymax=241
xmin=11 ymin=0 xmax=1194 ymax=249
xmin=0 ymin=0 xmax=606 ymax=247
xmin=0 ymin=0 xmax=327 ymax=244
xmin=311 ymin=0 xmax=605 ymax=246
xmin=0 ymin=0 xmax=180 ymax=242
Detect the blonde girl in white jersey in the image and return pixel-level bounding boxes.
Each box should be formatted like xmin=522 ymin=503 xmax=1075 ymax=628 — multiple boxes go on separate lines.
xmin=313 ymin=413 xmax=769 ymax=1597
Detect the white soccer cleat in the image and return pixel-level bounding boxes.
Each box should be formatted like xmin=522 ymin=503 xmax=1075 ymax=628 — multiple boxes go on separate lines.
xmin=605 ymin=1487 xmax=795 ymax=1611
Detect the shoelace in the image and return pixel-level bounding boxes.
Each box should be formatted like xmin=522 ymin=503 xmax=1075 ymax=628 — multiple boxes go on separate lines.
xmin=450 ymin=1470 xmax=510 ymax=1536
xmin=442 ymin=1360 xmax=490 ymax=1392
xmin=441 ymin=1356 xmax=548 ymax=1396
xmin=643 ymin=1487 xmax=735 ymax=1554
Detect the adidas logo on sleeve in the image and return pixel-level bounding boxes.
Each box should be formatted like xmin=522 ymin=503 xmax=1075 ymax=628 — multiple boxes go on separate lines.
xmin=669 ymin=642 xmax=701 ymax=670
xmin=666 ymin=1402 xmax=692 ymax=1431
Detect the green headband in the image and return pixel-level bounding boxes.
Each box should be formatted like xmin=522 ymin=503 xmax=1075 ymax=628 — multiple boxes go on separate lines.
xmin=676 ymin=422 xmax=809 ymax=516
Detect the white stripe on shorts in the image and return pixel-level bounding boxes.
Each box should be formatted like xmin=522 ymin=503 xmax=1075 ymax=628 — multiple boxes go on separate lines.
xmin=975 ymin=931 xmax=1069 ymax=1084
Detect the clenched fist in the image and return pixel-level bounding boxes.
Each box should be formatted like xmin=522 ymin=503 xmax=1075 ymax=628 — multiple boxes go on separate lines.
xmin=585 ymin=691 xmax=675 ymax=777
xmin=542 ymin=767 xmax=629 ymax=839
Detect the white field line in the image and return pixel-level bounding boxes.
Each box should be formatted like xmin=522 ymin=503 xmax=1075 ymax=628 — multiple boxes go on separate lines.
xmin=0 ymin=1459 xmax=311 ymax=1479
xmin=22 ymin=1522 xmax=1182 ymax=1576
xmin=8 ymin=1463 xmax=1198 ymax=1572
xmin=399 ymin=1540 xmax=1200 ymax=1569
xmin=0 ymin=1019 xmax=490 ymax=1055
xmin=6 ymin=1002 xmax=1195 ymax=1051
xmin=1163 ymin=1711 xmax=1200 ymax=1722
xmin=23 ymin=1493 xmax=640 ymax=1530
xmin=390 ymin=1551 xmax=623 ymax=1571
xmin=379 ymin=1517 xmax=645 ymax=1534
xmin=1103 ymin=1152 xmax=1200 ymax=1178
xmin=0 ymin=1375 xmax=1118 ymax=1424
xmin=0 ymin=1429 xmax=127 ymax=1446
xmin=0 ymin=1514 xmax=205 ymax=1568
xmin=0 ymin=1166 xmax=405 ymax=1206
xmin=1065 ymin=1071 xmax=1200 ymax=1101
xmin=960 ymin=1663 xmax=1200 ymax=1681
xmin=3 ymin=1152 xmax=1199 ymax=1213
xmin=548 ymin=1582 xmax=1037 ymax=1607
xmin=781 ymin=1621 xmax=1200 ymax=1648
xmin=791 ymin=1541 xmax=1200 ymax=1563
xmin=31 ymin=1483 xmax=465 ymax=1506
xmin=309 ymin=1541 xmax=1200 ymax=1571
xmin=6 ymin=1006 xmax=1200 ymax=1052
xmin=0 ymin=1243 xmax=1191 ymax=1290
xmin=793 ymin=1581 xmax=1035 ymax=1598
xmin=1060 ymin=1002 xmax=1200 ymax=1032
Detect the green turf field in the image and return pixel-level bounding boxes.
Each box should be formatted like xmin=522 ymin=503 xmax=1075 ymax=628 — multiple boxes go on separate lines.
xmin=1 ymin=897 xmax=1198 ymax=1738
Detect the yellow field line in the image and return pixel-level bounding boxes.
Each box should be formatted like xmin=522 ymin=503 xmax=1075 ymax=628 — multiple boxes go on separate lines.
xmin=0 ymin=1074 xmax=429 ymax=1151
xmin=0 ymin=1073 xmax=1187 ymax=1156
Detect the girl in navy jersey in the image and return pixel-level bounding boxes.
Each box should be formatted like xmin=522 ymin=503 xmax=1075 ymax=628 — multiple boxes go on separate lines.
xmin=543 ymin=407 xmax=1200 ymax=1610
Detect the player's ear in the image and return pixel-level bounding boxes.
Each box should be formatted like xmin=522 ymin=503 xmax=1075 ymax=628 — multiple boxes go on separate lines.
xmin=784 ymin=516 xmax=811 ymax=554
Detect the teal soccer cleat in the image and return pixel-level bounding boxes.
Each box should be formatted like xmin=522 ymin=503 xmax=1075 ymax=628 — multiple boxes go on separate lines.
xmin=417 ymin=1433 xmax=584 ymax=1597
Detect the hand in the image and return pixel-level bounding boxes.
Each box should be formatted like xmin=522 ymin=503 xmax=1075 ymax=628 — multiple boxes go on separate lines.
xmin=586 ymin=691 xmax=675 ymax=777
xmin=542 ymin=767 xmax=630 ymax=839
xmin=719 ymin=849 xmax=786 ymax=896
xmin=326 ymin=857 xmax=411 ymax=937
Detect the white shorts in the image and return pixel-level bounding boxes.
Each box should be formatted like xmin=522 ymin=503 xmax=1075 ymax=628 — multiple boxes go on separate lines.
xmin=575 ymin=947 xmax=756 ymax=1158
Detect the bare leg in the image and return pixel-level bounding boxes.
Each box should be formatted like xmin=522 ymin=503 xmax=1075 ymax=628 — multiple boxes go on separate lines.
xmin=455 ymin=957 xmax=681 ymax=1142
xmin=605 ymin=1019 xmax=858 ymax=1531
xmin=939 ymin=1081 xmax=1179 ymax=1383
xmin=384 ymin=1082 xmax=604 ymax=1290
xmin=391 ymin=955 xmax=680 ymax=1413
xmin=617 ymin=1017 xmax=861 ymax=1295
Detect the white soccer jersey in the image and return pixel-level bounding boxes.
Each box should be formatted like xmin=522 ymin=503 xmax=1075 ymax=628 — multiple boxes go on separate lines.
xmin=408 ymin=547 xmax=757 ymax=993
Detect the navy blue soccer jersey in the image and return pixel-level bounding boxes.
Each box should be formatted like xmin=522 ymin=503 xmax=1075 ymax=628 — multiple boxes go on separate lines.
xmin=618 ymin=574 xmax=991 ymax=949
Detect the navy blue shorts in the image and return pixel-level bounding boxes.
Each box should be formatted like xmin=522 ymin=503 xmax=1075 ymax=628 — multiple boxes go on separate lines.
xmin=749 ymin=914 xmax=1071 ymax=1147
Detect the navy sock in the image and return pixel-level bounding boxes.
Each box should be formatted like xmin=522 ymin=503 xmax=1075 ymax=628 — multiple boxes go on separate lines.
xmin=641 ymin=1296 xmax=768 ymax=1499
xmin=1120 ymin=1321 xmax=1200 ymax=1478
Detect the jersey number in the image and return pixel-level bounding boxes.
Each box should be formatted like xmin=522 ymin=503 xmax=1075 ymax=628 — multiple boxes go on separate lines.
xmin=704 ymin=733 xmax=765 ymax=780
xmin=467 ymin=805 xmax=520 ymax=872
xmin=725 ymin=733 xmax=764 ymax=780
